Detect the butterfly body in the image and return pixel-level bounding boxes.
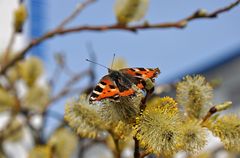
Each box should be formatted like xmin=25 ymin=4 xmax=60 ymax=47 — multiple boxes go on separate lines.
xmin=89 ymin=67 xmax=160 ymax=103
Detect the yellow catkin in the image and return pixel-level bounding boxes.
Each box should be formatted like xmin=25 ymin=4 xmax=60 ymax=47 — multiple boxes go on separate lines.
xmin=18 ymin=57 xmax=43 ymax=87
xmin=99 ymin=87 xmax=143 ymax=124
xmin=206 ymin=115 xmax=240 ymax=152
xmin=14 ymin=4 xmax=27 ymax=32
xmin=28 ymin=145 xmax=52 ymax=158
xmin=0 ymin=88 xmax=15 ymax=111
xmin=176 ymin=75 xmax=213 ymax=119
xmin=48 ymin=128 xmax=78 ymax=158
xmin=114 ymin=0 xmax=149 ymax=25
xmin=64 ymin=95 xmax=106 ymax=139
xmin=23 ymin=85 xmax=50 ymax=113
xmin=181 ymin=119 xmax=207 ymax=153
xmin=110 ymin=57 xmax=128 ymax=70
xmin=99 ymin=89 xmax=143 ymax=139
xmin=134 ymin=97 xmax=183 ymax=156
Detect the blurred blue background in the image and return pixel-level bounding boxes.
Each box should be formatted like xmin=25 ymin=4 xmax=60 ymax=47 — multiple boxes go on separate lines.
xmin=28 ymin=0 xmax=240 ymax=136
xmin=29 ymin=0 xmax=240 ymax=82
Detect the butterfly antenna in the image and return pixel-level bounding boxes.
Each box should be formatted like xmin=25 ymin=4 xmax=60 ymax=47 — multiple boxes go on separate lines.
xmin=86 ymin=59 xmax=109 ymax=70
xmin=111 ymin=53 xmax=116 ymax=69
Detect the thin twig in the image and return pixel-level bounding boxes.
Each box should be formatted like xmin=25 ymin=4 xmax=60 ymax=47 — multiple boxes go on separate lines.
xmin=64 ymin=69 xmax=91 ymax=88
xmin=0 ymin=80 xmax=22 ymax=140
xmin=0 ymin=91 xmax=22 ymax=141
xmin=49 ymin=87 xmax=83 ymax=105
xmin=39 ymin=69 xmax=91 ymax=143
xmin=107 ymin=131 xmax=121 ymax=158
xmin=112 ymin=137 xmax=121 ymax=158
xmin=86 ymin=41 xmax=97 ymax=83
xmin=134 ymin=137 xmax=140 ymax=158
xmin=201 ymin=106 xmax=217 ymax=125
xmin=3 ymin=30 xmax=16 ymax=64
xmin=57 ymin=0 xmax=96 ymax=29
xmin=48 ymin=68 xmax=91 ymax=109
xmin=201 ymin=101 xmax=232 ymax=125
xmin=48 ymin=63 xmax=62 ymax=89
xmin=0 ymin=0 xmax=96 ymax=75
xmin=1 ymin=0 xmax=240 ymax=75
xmin=49 ymin=53 xmax=74 ymax=90
xmin=134 ymin=87 xmax=154 ymax=157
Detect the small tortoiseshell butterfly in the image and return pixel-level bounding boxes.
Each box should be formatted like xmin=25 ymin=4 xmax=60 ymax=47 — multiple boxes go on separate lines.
xmin=88 ymin=62 xmax=160 ymax=103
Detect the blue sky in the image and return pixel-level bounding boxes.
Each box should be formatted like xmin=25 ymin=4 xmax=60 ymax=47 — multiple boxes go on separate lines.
xmin=40 ymin=0 xmax=240 ymax=84
xmin=31 ymin=0 xmax=240 ymax=135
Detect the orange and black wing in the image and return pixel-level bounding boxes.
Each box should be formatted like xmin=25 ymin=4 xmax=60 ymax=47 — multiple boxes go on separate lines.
xmin=120 ymin=67 xmax=160 ymax=90
xmin=120 ymin=67 xmax=160 ymax=79
xmin=89 ymin=75 xmax=135 ymax=102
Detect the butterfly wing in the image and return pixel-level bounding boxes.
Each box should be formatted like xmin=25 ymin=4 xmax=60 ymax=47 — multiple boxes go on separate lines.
xmin=89 ymin=75 xmax=118 ymax=102
xmin=89 ymin=75 xmax=135 ymax=102
xmin=120 ymin=67 xmax=160 ymax=80
xmin=119 ymin=67 xmax=160 ymax=90
xmin=89 ymin=68 xmax=160 ymax=103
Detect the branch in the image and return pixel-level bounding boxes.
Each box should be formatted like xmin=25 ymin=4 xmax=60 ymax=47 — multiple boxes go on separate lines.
xmin=134 ymin=137 xmax=140 ymax=158
xmin=3 ymin=30 xmax=16 ymax=64
xmin=0 ymin=0 xmax=96 ymax=75
xmin=47 ymin=69 xmax=92 ymax=106
xmin=201 ymin=101 xmax=232 ymax=125
xmin=57 ymin=0 xmax=96 ymax=29
xmin=0 ymin=0 xmax=239 ymax=75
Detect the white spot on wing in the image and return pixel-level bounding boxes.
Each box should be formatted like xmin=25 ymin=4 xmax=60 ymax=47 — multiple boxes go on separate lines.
xmin=93 ymin=90 xmax=101 ymax=95
xmin=98 ymin=83 xmax=105 ymax=89
xmin=90 ymin=96 xmax=96 ymax=100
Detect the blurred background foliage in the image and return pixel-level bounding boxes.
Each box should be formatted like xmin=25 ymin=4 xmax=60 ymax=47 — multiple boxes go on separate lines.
xmin=0 ymin=0 xmax=240 ymax=158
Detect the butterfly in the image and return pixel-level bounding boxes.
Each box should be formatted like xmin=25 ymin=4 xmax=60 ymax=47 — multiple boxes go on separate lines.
xmin=89 ymin=67 xmax=160 ymax=103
